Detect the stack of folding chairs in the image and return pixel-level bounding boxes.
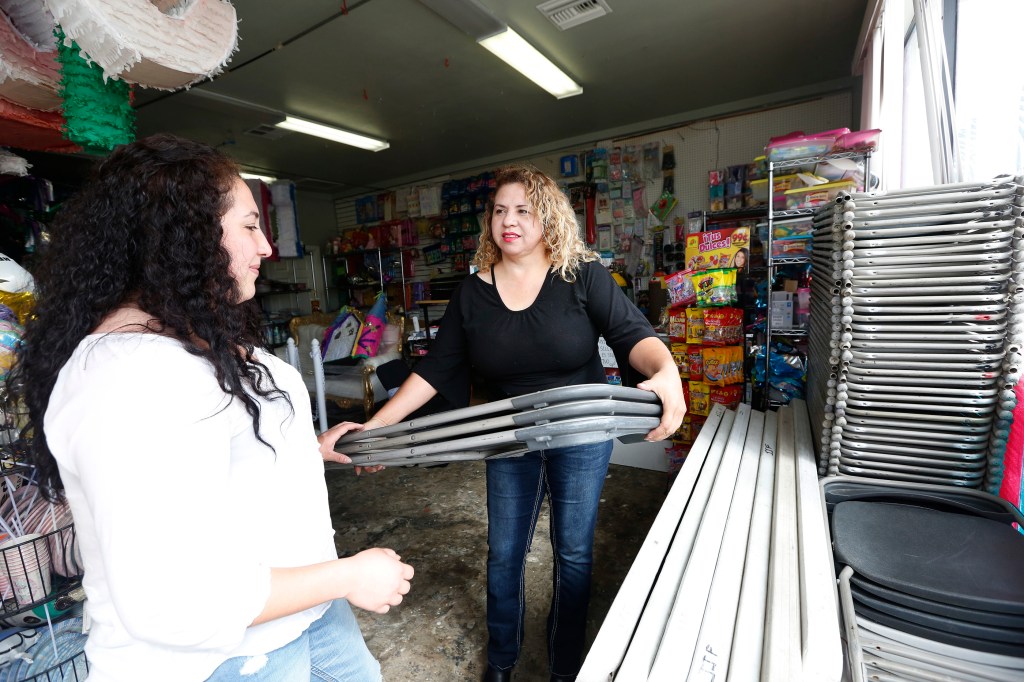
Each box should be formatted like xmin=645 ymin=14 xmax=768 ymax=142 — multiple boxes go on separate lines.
xmin=327 ymin=384 xmax=663 ymax=469
xmin=825 ymin=477 xmax=1024 ymax=681
xmin=805 ymin=174 xmax=1024 ymax=493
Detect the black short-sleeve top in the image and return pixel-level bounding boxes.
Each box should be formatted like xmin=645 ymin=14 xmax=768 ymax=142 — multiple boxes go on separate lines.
xmin=414 ymin=260 xmax=656 ymax=406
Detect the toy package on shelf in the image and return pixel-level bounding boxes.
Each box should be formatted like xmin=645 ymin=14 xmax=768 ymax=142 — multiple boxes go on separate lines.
xmin=708 ymin=170 xmax=725 ymax=211
xmin=723 ymin=164 xmax=748 ymax=210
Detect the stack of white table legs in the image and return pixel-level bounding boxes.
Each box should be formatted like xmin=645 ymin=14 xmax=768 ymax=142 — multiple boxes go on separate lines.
xmin=804 ymin=175 xmax=1024 ymax=493
xmin=579 ymin=399 xmax=843 ymax=681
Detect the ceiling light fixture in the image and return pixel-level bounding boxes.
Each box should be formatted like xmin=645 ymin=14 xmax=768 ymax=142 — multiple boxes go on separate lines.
xmin=240 ymin=172 xmax=278 ymax=183
xmin=186 ymin=89 xmax=391 ymax=152
xmin=478 ymin=28 xmax=583 ymax=99
xmin=276 ymin=116 xmax=390 ymax=152
xmin=418 ymin=0 xmax=582 ymax=99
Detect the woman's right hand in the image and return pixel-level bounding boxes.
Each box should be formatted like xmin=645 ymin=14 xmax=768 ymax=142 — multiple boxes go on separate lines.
xmin=340 ymin=548 xmax=414 ymax=614
xmin=320 ymin=420 xmax=386 ymax=476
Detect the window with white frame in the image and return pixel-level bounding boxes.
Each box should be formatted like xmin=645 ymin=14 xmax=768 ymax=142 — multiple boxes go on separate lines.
xmin=901 ymin=0 xmax=1024 ymax=185
xmin=953 ymin=0 xmax=1024 ymax=182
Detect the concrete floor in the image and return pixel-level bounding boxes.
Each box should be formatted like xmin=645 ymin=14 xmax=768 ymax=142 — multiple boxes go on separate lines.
xmin=326 ymin=459 xmax=668 ymax=681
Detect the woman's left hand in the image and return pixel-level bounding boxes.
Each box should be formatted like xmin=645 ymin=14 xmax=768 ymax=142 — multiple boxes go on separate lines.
xmin=317 ymin=421 xmax=385 ymax=475
xmin=637 ymin=367 xmax=687 ymax=442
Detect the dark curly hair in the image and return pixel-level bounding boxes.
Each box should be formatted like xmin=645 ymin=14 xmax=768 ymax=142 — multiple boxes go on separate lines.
xmin=6 ymin=133 xmax=290 ymax=499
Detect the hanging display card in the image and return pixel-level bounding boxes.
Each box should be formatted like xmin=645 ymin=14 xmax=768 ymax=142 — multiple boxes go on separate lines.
xmin=418 ymin=185 xmax=441 ymax=217
xmin=685 ymin=226 xmax=750 ymax=271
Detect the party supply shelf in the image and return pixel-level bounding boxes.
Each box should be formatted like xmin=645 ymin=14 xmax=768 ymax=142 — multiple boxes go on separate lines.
xmin=325 ymin=247 xmax=409 ymax=311
xmin=0 ymin=438 xmax=88 ymax=680
xmin=761 ymin=149 xmax=871 ymax=409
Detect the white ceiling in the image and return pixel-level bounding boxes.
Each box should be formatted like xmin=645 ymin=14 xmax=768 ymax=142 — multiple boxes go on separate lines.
xmin=125 ymin=0 xmax=868 ymax=195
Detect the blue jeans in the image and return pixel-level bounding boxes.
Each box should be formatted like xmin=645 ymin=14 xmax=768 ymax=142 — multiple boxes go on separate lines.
xmin=485 ymin=440 xmax=613 ymax=677
xmin=206 ymin=600 xmax=380 ymax=682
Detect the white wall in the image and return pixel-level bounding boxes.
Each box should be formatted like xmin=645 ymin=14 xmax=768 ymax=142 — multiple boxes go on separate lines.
xmin=332 ymin=90 xmax=855 ymax=237
xmin=296 ymin=189 xmax=340 ymax=252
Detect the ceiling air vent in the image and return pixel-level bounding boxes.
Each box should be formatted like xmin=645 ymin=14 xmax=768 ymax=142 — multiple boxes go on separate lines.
xmin=537 ymin=0 xmax=611 ymax=31
xmin=244 ymin=123 xmax=289 ymax=140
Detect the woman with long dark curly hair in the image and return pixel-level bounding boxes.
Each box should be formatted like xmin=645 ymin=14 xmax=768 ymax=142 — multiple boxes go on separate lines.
xmin=358 ymin=164 xmax=686 ymax=682
xmin=6 ymin=134 xmax=412 ymax=681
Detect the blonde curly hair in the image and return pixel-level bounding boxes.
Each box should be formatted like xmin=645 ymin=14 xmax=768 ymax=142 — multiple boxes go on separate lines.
xmin=472 ymin=164 xmax=598 ymax=282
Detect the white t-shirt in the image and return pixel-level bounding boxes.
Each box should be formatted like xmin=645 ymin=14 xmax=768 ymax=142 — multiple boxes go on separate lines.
xmin=45 ymin=334 xmax=338 ymax=681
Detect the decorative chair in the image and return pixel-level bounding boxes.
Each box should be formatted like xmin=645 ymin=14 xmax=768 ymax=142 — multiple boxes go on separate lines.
xmin=288 ymin=310 xmax=405 ymax=425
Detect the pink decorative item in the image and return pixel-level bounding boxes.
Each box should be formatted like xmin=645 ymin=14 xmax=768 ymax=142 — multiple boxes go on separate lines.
xmin=834 ymin=128 xmax=882 ymax=151
xmin=353 ymin=294 xmax=387 ymax=359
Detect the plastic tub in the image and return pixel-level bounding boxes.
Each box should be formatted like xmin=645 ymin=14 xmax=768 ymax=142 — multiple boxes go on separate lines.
xmin=757 ymin=217 xmax=815 ymax=243
xmin=766 ymin=128 xmax=849 ymax=162
xmin=750 ymin=174 xmax=802 ymax=202
xmin=783 ymin=179 xmax=858 ymax=209
xmin=771 ymin=236 xmax=813 ymax=258
xmin=835 ymin=129 xmax=881 ymax=151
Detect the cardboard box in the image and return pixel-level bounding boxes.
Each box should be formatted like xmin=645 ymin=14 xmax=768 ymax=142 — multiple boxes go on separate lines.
xmin=770 ymin=292 xmax=794 ymax=328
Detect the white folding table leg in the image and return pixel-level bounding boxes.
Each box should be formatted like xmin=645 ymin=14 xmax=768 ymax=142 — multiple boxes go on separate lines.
xmin=578 ymin=404 xmax=729 ymax=682
xmin=686 ymin=409 xmax=766 ymax=681
xmin=793 ymin=399 xmax=843 ymax=682
xmin=762 ymin=406 xmax=800 ymax=681
xmin=727 ymin=411 xmax=778 ymax=681
xmin=648 ymin=405 xmax=751 ymax=681
xmin=612 ymin=407 xmax=738 ymax=680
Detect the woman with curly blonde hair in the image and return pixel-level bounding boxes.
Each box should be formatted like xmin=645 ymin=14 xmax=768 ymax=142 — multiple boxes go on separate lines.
xmin=359 ymin=164 xmax=685 ymax=682
xmin=471 ymin=165 xmax=597 ymax=282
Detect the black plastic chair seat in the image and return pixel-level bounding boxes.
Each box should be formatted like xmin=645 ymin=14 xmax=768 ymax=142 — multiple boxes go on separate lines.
xmin=823 ymin=483 xmax=1017 ymax=524
xmin=850 ymin=573 xmax=1024 ymax=629
xmin=832 ymin=501 xmax=1024 ymax=614
xmin=851 ymin=600 xmax=1024 ymax=657
xmin=851 ymin=584 xmax=1024 ymax=644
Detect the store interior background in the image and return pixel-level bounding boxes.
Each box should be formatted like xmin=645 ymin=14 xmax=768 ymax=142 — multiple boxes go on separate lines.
xmin=6 ymin=1 xmax=1024 ymax=679
xmin=23 ymin=0 xmax=869 ymax=265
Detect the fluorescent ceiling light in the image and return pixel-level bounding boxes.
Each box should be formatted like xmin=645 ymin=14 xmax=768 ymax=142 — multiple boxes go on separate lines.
xmin=478 ymin=28 xmax=582 ymax=99
xmin=276 ymin=116 xmax=390 ymax=152
xmin=240 ymin=172 xmax=277 ymax=183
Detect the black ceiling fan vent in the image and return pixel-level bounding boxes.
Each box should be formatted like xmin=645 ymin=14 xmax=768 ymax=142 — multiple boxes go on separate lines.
xmin=537 ymin=0 xmax=611 ymax=30
xmin=244 ymin=123 xmax=289 ymax=140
